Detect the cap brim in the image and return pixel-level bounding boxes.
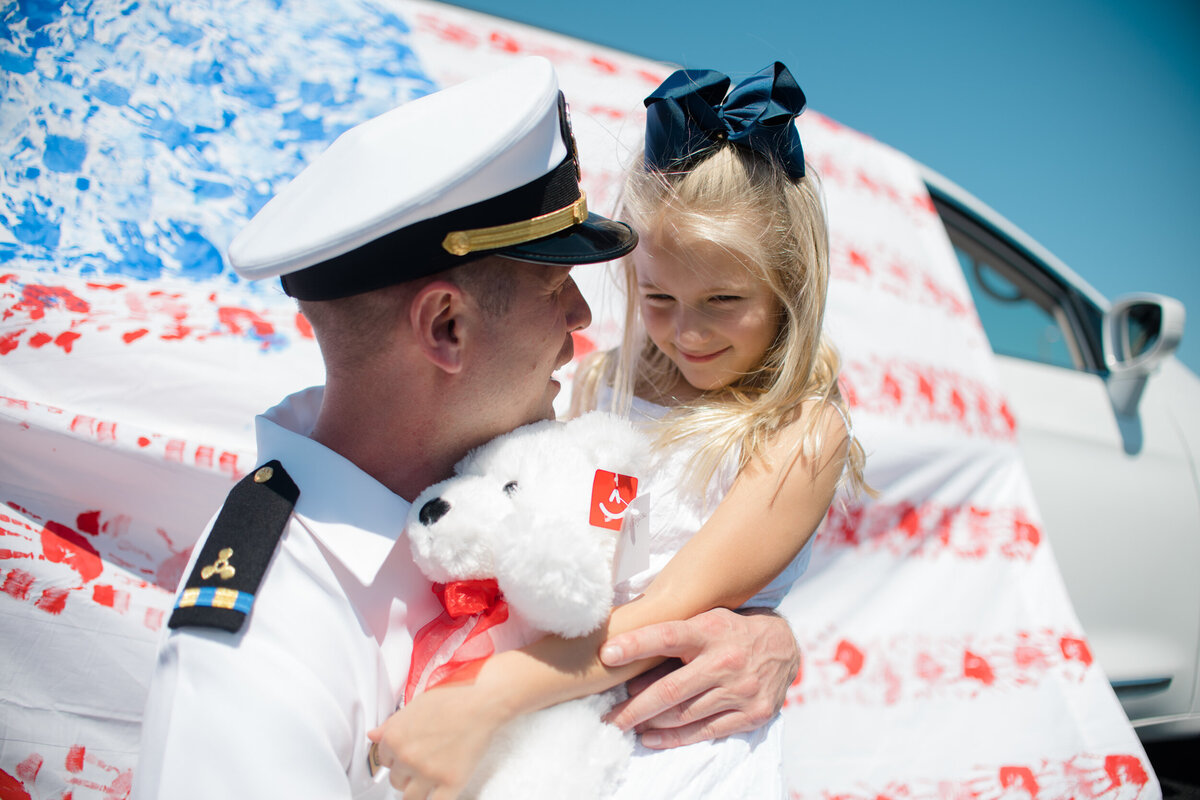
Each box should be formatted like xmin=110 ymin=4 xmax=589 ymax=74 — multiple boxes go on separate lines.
xmin=499 ymin=213 xmax=638 ymax=265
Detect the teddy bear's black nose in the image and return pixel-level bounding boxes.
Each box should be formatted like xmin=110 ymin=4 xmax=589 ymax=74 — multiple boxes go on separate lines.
xmin=419 ymin=497 xmax=450 ymax=526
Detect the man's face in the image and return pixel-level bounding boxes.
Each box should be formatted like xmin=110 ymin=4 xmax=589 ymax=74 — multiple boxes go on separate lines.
xmin=468 ymin=258 xmax=592 ymax=434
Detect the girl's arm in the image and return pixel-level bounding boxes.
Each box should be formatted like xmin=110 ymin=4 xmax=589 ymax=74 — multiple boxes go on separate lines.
xmin=639 ymin=402 xmax=850 ymax=614
xmin=372 ymin=403 xmax=849 ymax=799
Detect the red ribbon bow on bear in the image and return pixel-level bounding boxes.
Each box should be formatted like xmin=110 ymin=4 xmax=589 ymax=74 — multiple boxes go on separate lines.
xmin=404 ymin=579 xmax=509 ymax=705
xmin=435 ymin=578 xmax=502 ymax=618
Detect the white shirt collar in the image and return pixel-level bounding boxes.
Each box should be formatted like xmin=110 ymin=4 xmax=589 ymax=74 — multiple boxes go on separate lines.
xmin=255 ymin=386 xmax=411 ymax=586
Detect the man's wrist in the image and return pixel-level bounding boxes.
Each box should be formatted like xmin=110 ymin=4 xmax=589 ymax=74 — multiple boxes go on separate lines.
xmin=736 ymin=606 xmax=801 ymax=686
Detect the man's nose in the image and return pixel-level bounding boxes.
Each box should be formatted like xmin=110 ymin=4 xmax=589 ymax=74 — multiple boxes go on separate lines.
xmin=564 ymin=277 xmax=591 ymax=331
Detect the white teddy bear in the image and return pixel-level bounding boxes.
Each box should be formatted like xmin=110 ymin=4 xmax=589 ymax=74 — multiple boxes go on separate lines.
xmin=404 ymin=411 xmax=650 ymax=800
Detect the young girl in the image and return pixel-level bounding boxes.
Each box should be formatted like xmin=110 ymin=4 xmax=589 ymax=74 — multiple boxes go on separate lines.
xmin=372 ymin=62 xmax=868 ymax=798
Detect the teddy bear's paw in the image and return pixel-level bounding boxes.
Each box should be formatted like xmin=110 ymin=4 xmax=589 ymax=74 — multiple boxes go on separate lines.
xmin=495 ymin=535 xmax=615 ymax=638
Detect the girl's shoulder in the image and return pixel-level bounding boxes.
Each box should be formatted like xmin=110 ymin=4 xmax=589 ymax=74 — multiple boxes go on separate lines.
xmin=781 ymin=394 xmax=851 ymax=436
xmin=757 ymin=395 xmax=853 ymax=470
xmin=804 ymin=395 xmax=852 ymax=439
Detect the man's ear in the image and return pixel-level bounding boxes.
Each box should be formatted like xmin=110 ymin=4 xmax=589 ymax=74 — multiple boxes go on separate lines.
xmin=410 ymin=280 xmax=468 ymax=374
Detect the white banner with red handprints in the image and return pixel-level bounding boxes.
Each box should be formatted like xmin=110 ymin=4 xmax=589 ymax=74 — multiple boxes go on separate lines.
xmin=0 ymin=1 xmax=1156 ymax=799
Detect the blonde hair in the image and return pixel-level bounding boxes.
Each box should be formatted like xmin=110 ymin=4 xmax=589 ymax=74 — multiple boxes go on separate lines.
xmin=573 ymin=144 xmax=869 ymax=496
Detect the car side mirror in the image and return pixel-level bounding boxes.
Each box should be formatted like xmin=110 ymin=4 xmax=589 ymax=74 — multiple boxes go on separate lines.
xmin=1103 ymin=293 xmax=1186 ymax=416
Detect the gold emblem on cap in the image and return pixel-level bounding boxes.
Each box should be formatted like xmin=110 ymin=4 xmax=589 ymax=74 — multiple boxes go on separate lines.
xmin=254 ymin=466 xmax=274 ymax=483
xmin=201 ymin=547 xmax=237 ymax=581
xmin=442 ymin=193 xmax=588 ymax=257
xmin=559 ymin=93 xmax=582 ymax=182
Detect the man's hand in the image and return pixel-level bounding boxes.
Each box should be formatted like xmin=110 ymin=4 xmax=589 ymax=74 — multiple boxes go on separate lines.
xmin=600 ymin=607 xmax=799 ymax=749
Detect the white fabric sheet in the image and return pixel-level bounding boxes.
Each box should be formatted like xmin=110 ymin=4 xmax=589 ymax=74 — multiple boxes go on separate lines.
xmin=0 ymin=1 xmax=1156 ymax=798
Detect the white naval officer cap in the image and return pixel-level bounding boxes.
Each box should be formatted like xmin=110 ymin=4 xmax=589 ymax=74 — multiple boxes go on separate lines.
xmin=228 ymin=56 xmax=638 ymax=300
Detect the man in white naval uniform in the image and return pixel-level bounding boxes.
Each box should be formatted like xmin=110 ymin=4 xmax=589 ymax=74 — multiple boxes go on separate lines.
xmin=134 ymin=57 xmax=801 ymax=800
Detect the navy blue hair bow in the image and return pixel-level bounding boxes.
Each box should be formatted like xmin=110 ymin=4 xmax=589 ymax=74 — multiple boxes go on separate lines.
xmin=644 ymin=62 xmax=807 ymax=180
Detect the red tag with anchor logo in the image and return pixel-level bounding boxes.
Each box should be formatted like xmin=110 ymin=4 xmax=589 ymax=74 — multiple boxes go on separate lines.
xmin=589 ymin=469 xmax=638 ymax=531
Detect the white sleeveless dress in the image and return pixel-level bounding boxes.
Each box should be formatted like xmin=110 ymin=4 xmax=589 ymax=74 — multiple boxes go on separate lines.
xmin=608 ymin=394 xmax=818 ymax=800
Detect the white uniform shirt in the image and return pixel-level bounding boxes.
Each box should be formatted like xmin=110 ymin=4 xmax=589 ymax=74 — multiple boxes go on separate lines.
xmin=134 ymin=386 xmax=439 ymax=799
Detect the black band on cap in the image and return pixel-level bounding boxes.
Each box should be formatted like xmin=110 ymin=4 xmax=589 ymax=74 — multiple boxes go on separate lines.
xmin=281 ymin=156 xmax=582 ymax=301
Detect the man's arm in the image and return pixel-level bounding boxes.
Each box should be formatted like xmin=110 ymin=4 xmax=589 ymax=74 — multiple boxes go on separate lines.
xmin=133 ymin=629 xmax=366 ymax=799
xmin=599 ymin=607 xmax=800 ymax=748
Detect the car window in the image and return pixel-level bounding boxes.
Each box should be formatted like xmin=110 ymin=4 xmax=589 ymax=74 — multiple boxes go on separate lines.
xmin=930 ymin=191 xmax=1103 ymax=373
xmin=952 ymin=244 xmax=1076 ymax=369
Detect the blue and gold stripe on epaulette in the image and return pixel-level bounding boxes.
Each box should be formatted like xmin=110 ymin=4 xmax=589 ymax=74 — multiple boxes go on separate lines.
xmin=175 ymin=586 xmax=255 ymax=615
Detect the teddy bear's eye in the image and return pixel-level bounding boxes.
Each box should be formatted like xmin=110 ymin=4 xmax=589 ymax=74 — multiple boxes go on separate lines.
xmin=503 ymin=480 xmax=518 ymax=496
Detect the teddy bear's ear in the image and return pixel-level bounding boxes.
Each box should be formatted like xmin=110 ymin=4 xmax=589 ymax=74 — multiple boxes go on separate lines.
xmin=563 ymin=412 xmax=651 ymax=473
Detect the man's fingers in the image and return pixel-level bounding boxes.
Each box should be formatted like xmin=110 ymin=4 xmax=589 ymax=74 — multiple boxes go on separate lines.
xmin=602 ymin=693 xmax=633 ymax=726
xmin=606 ymin=663 xmax=706 ymax=730
xmin=621 ymin=651 xmax=760 ymax=730
xmin=604 ymin=678 xmax=710 ymax=730
xmin=624 ymin=659 xmax=681 ymax=698
xmin=600 ymin=619 xmax=701 ymax=667
xmin=637 ymin=710 xmax=750 ymax=749
xmin=633 ymin=687 xmax=733 ymax=733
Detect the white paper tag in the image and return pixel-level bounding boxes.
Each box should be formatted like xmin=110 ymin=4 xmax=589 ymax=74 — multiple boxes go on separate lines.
xmin=612 ymin=491 xmax=650 ymax=584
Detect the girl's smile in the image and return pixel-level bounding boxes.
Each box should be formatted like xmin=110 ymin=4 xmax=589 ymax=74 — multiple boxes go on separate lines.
xmin=677 ymin=346 xmax=731 ymax=363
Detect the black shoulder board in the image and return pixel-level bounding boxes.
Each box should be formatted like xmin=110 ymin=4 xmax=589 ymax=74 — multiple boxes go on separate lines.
xmin=169 ymin=460 xmax=299 ymax=633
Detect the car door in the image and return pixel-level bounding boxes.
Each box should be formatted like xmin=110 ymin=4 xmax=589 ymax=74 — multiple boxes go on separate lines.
xmin=928 ymin=181 xmax=1200 ymax=738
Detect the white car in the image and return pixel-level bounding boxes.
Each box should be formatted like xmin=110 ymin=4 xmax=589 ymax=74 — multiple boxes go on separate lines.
xmin=923 ymin=166 xmax=1200 ymax=742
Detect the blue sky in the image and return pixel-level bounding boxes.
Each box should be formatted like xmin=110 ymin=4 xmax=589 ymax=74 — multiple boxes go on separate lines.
xmin=448 ymin=0 xmax=1200 ymax=375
